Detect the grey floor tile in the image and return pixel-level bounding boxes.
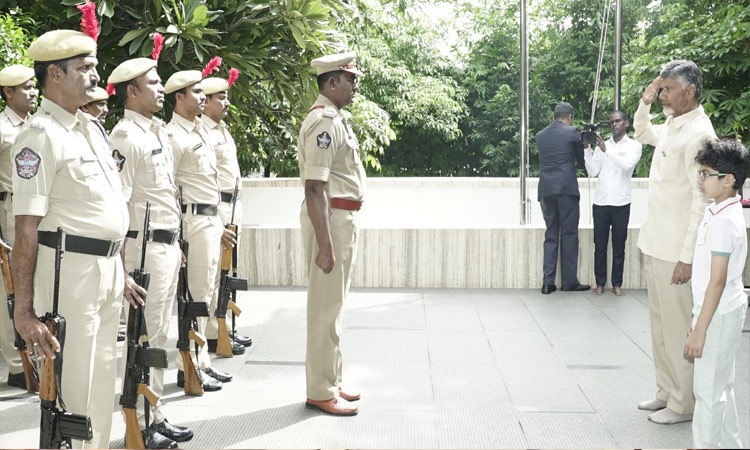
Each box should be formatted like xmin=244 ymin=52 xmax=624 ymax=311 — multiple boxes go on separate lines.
xmin=425 ymin=304 xmax=484 ymax=332
xmin=518 ymin=411 xmax=618 ymax=449
xmin=476 ymin=299 xmax=541 ymax=331
xmin=345 ymin=298 xmax=426 ymax=330
xmin=487 ymin=330 xmax=566 ymax=368
xmin=501 ymin=363 xmax=594 ymax=413
xmin=427 ymin=332 xmax=495 ymax=365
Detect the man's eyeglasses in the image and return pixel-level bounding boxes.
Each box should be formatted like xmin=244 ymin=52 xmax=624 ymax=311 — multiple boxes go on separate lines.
xmin=697 ymin=170 xmax=728 ymax=181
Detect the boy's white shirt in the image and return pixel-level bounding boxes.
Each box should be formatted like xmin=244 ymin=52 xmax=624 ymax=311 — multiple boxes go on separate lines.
xmin=691 ymin=194 xmax=748 ymax=317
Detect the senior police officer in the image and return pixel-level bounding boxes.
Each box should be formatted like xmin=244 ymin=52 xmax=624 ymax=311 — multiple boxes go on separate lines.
xmin=108 ymin=58 xmax=194 ymax=448
xmin=11 ymin=30 xmax=129 ymax=448
xmin=299 ymin=52 xmax=365 ymax=416
xmin=201 ymin=75 xmax=251 ymax=354
xmin=164 ymin=70 xmax=233 ymax=390
xmin=0 ymin=64 xmax=37 ymax=389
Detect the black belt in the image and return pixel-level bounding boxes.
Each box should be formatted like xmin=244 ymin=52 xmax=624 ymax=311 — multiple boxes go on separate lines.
xmin=125 ymin=229 xmax=179 ymax=245
xmin=0 ymin=192 xmax=7 ymax=201
xmin=220 ymin=191 xmax=239 ymax=203
xmin=180 ymin=203 xmax=218 ymax=216
xmin=38 ymin=231 xmax=123 ymax=257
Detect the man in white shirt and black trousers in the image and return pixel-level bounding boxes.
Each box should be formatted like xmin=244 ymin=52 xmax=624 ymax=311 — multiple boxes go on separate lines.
xmin=584 ymin=110 xmax=642 ymax=296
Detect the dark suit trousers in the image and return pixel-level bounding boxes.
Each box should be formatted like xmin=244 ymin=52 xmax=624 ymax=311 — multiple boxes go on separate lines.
xmin=540 ymin=195 xmax=580 ymax=287
xmin=592 ymin=204 xmax=630 ymax=287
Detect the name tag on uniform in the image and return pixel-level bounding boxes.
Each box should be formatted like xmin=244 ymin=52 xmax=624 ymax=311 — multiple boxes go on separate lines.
xmin=192 ymin=143 xmax=203 ymax=151
xmin=152 ymin=148 xmax=163 ymax=155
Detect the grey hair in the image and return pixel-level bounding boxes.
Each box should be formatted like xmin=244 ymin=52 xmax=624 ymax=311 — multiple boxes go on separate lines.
xmin=660 ymin=60 xmax=702 ymax=101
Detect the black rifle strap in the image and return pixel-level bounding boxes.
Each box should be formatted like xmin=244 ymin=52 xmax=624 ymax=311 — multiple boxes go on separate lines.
xmin=54 ymin=317 xmax=67 ymax=410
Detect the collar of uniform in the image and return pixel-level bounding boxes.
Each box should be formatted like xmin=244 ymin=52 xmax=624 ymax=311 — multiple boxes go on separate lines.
xmin=315 ymin=94 xmax=341 ymax=115
xmin=41 ymin=97 xmax=80 ymax=131
xmin=171 ymin=111 xmax=202 ymax=133
xmin=708 ymin=194 xmax=741 ymax=216
xmin=671 ymin=104 xmax=705 ymax=129
xmin=3 ymin=106 xmax=27 ymax=126
xmin=124 ymin=109 xmax=154 ymax=133
xmin=201 ymin=114 xmax=220 ymax=130
xmin=607 ymin=134 xmax=631 ymax=146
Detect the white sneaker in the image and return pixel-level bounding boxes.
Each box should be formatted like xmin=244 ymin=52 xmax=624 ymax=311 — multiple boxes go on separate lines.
xmin=647 ymin=408 xmax=692 ymax=424
xmin=637 ymin=398 xmax=667 ymax=411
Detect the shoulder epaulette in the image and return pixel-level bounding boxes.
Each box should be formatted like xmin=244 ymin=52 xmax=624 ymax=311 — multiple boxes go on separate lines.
xmin=113 ymin=128 xmax=128 ymax=137
xmin=322 ymin=107 xmax=337 ymax=119
xmin=29 ymin=122 xmax=45 ymax=131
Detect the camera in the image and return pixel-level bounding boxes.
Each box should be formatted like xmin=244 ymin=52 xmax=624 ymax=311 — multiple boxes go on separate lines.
xmin=580 ymin=120 xmax=611 ymax=146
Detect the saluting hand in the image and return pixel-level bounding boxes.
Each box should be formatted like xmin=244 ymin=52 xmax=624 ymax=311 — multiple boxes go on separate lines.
xmin=124 ymin=274 xmax=146 ymax=308
xmin=15 ymin=310 xmax=60 ymax=360
xmin=642 ymin=76 xmax=661 ymax=105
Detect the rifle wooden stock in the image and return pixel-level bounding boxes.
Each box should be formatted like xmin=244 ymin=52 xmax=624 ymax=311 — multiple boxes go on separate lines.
xmin=39 ymin=321 xmax=56 ymax=403
xmin=228 ymin=300 xmax=241 ymax=316
xmin=123 ymin=407 xmax=146 ymax=449
xmin=137 ymin=383 xmax=159 ymax=406
xmin=19 ymin=350 xmax=39 ymax=392
xmin=178 ymin=350 xmax=204 ymax=396
xmin=188 ymin=328 xmax=206 ymax=347
xmin=0 ymin=245 xmax=13 ymax=293
xmin=219 ymin=238 xmax=232 ymax=273
xmin=216 ymin=318 xmax=233 ymax=357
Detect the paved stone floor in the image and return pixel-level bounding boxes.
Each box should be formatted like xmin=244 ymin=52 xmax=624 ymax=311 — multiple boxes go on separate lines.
xmin=1 ymin=287 xmax=749 ymax=449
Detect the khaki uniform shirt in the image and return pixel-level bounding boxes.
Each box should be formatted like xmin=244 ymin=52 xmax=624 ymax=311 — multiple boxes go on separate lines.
xmin=167 ymin=113 xmax=220 ymax=205
xmin=12 ymin=98 xmax=128 ymax=239
xmin=201 ymin=116 xmax=240 ymax=193
xmin=634 ymin=100 xmax=716 ymax=263
xmin=0 ymin=107 xmax=26 ymax=193
xmin=297 ymin=94 xmax=365 ymax=204
xmin=110 ymin=110 xmax=181 ymax=231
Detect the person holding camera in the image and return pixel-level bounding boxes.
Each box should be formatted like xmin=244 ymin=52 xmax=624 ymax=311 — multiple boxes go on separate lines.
xmin=584 ymin=111 xmax=642 ymax=296
xmin=536 ymin=102 xmax=589 ymax=294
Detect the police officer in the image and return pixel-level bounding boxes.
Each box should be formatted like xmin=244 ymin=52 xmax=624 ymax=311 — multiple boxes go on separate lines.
xmin=108 ymin=58 xmax=193 ymax=448
xmin=80 ymin=86 xmax=109 ymax=123
xmin=0 ymin=64 xmax=36 ymax=389
xmin=299 ymin=52 xmax=365 ymax=416
xmin=164 ymin=70 xmax=232 ymax=390
xmin=12 ymin=30 xmax=128 ymax=449
xmin=201 ymin=76 xmax=251 ymax=353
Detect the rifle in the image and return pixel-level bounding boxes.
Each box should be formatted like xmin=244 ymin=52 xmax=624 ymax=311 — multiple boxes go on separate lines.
xmin=39 ymin=228 xmax=93 ymax=449
xmin=121 ymin=203 xmax=168 ymax=449
xmin=215 ymin=179 xmax=247 ymax=357
xmin=176 ymin=186 xmax=209 ymax=395
xmin=0 ymin=226 xmax=39 ymax=392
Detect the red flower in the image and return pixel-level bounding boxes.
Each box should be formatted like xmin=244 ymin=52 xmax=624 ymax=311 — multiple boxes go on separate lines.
xmin=151 ymin=33 xmax=164 ymax=61
xmin=202 ymin=56 xmax=223 ymax=77
xmin=106 ymin=83 xmax=116 ymax=96
xmin=227 ymin=68 xmax=239 ymax=87
xmin=77 ymin=0 xmax=99 ymax=42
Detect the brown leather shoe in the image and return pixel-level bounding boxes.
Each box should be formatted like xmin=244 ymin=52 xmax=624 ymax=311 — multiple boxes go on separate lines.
xmin=338 ymin=386 xmax=361 ymax=402
xmin=305 ymin=397 xmax=358 ymax=416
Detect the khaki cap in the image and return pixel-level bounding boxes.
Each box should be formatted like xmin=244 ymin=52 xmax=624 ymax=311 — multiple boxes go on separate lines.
xmin=311 ymin=52 xmax=363 ymax=76
xmin=202 ymin=77 xmax=229 ymax=95
xmin=0 ymin=65 xmax=35 ymax=87
xmin=28 ymin=30 xmax=97 ymax=62
xmin=89 ymin=86 xmax=109 ymax=102
xmin=108 ymin=58 xmax=157 ymax=85
xmin=164 ymin=70 xmax=202 ymax=94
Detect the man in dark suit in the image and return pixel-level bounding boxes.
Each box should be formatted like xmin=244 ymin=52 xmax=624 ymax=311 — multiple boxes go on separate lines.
xmin=536 ymin=102 xmax=590 ymax=294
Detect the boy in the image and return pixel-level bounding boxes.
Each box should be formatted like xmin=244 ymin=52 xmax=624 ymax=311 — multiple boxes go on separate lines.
xmin=685 ymin=139 xmax=749 ymax=448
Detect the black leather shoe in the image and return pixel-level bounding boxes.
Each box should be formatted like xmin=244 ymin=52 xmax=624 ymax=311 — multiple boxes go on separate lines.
xmin=117 ymin=331 xmax=126 ymax=342
xmin=541 ymin=284 xmax=556 ymax=295
xmin=153 ymin=419 xmax=193 ymax=442
xmin=229 ymin=330 xmax=252 ymax=347
xmin=6 ymin=372 xmax=26 ymax=389
xmin=143 ymin=427 xmax=178 ymax=449
xmin=203 ymin=367 xmax=232 ymax=383
xmin=561 ymin=283 xmax=591 ymax=292
xmin=206 ymin=338 xmax=245 ymax=355
xmin=177 ymin=369 xmax=222 ymax=391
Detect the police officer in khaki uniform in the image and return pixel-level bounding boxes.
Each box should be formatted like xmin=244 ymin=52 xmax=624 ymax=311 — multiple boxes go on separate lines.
xmin=299 ymin=52 xmax=365 ymax=416
xmin=80 ymin=86 xmax=109 ymax=123
xmin=108 ymin=58 xmax=193 ymax=448
xmin=0 ymin=64 xmax=36 ymax=389
xmin=164 ymin=70 xmax=233 ymax=390
xmin=201 ymin=76 xmax=251 ymax=353
xmin=12 ymin=30 xmax=129 ymax=449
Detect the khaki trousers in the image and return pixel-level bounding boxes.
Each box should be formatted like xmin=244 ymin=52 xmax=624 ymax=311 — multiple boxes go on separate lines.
xmin=175 ymin=210 xmax=222 ymax=371
xmin=121 ymin=237 xmax=181 ymax=427
xmin=207 ymin=200 xmax=243 ymax=340
xmin=0 ymin=196 xmax=21 ymax=374
xmin=301 ymin=207 xmax=359 ymax=401
xmin=643 ymin=254 xmax=695 ymax=414
xmin=34 ymin=245 xmax=124 ymax=449
xmin=692 ymin=305 xmax=746 ymax=449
